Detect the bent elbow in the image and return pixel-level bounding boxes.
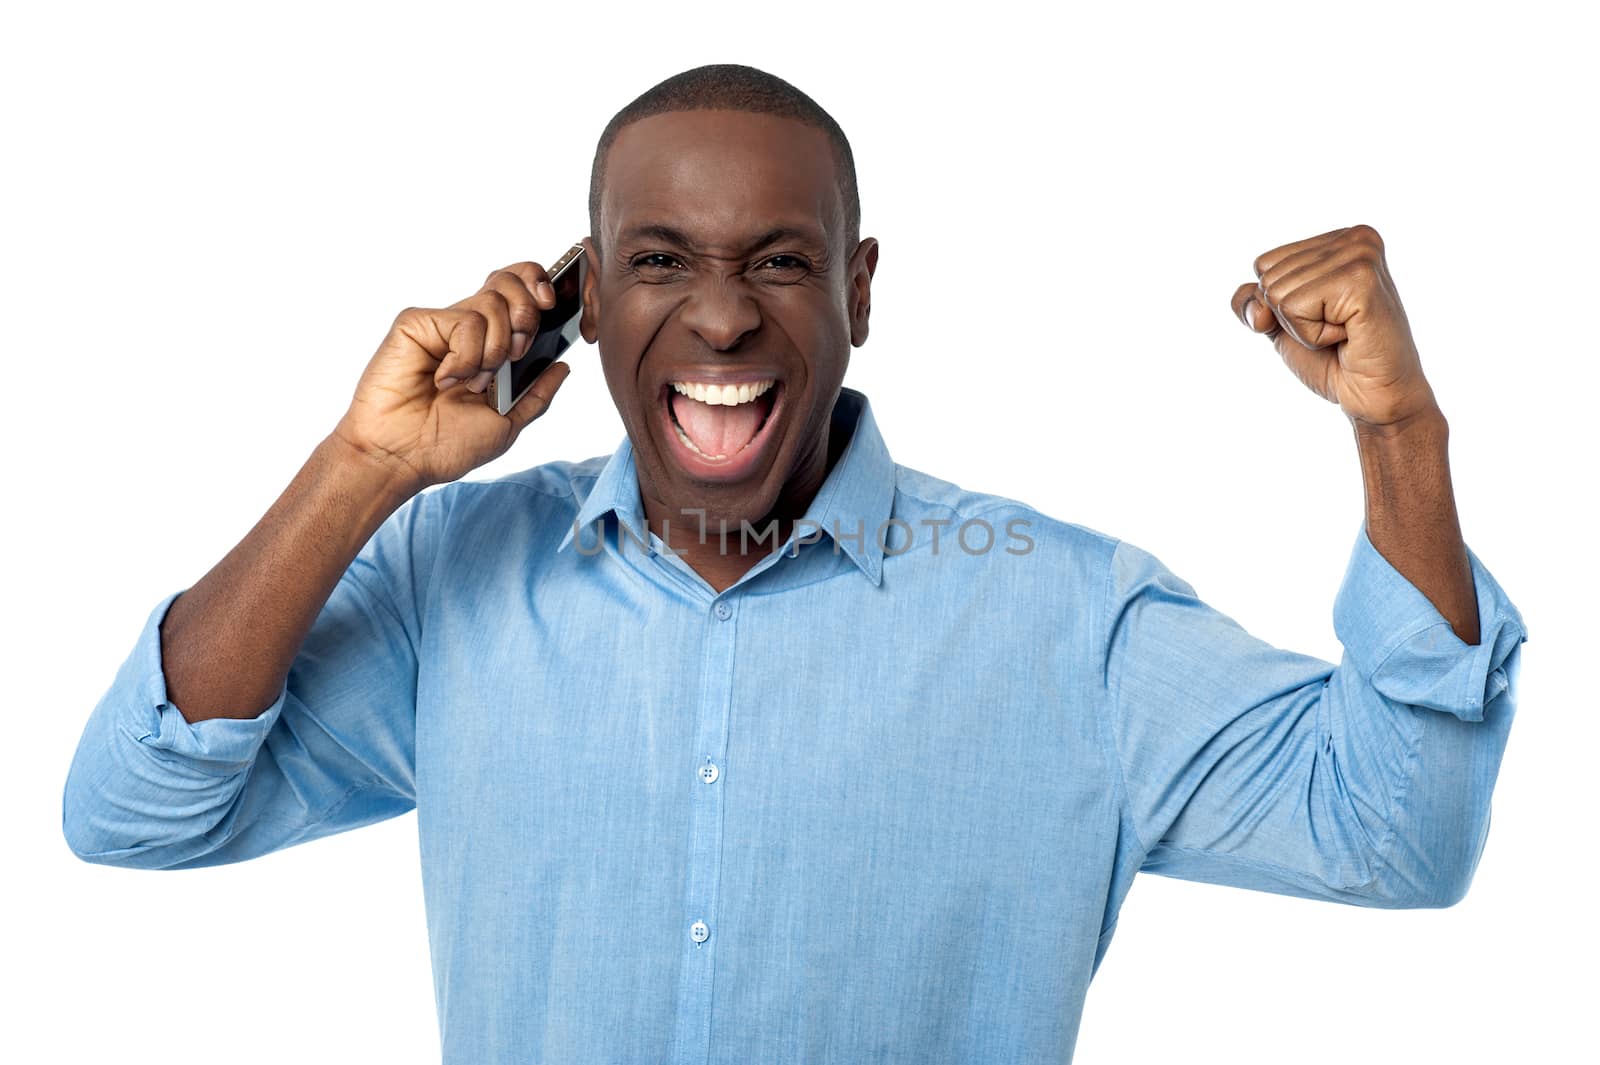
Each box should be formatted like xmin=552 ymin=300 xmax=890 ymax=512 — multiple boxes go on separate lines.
xmin=1351 ymin=864 xmax=1476 ymax=910
xmin=1396 ymin=867 xmax=1476 ymax=909
xmin=1363 ymin=784 xmax=1497 ymax=910
xmin=61 ymin=766 xmax=168 ymax=867
xmin=61 ymin=800 xmax=120 ymax=864
xmin=1365 ymin=825 xmax=1487 ymax=910
xmin=1426 ymin=848 xmax=1485 ymax=909
xmin=61 ymin=782 xmax=137 ymax=865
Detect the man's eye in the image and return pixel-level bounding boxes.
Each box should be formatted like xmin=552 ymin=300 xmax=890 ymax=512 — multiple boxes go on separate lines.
xmin=632 ymin=253 xmax=683 ymax=271
xmin=760 ymin=255 xmax=809 ymax=274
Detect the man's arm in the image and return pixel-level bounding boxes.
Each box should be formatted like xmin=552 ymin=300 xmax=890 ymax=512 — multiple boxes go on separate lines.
xmin=159 ymin=434 xmax=418 ymax=724
xmin=60 ymin=438 xmax=434 ymax=867
xmin=1093 ymin=226 xmax=1528 ymax=907
xmin=1234 ymin=224 xmax=1485 ymax=643
xmin=1353 ymin=407 xmax=1477 ymax=645
xmin=61 ymin=263 xmax=570 ymax=867
xmin=1097 ymin=521 xmax=1526 ymax=908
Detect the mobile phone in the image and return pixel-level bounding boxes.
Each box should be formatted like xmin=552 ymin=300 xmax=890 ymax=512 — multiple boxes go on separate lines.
xmin=488 ymin=242 xmax=588 ymax=417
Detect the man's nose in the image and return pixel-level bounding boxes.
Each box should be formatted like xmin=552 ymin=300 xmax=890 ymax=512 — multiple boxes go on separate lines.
xmin=678 ymin=274 xmax=762 ymax=351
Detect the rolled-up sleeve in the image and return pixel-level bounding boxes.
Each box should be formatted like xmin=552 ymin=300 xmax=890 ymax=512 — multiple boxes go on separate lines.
xmin=1098 ymin=521 xmax=1528 ymax=908
xmin=61 ymin=486 xmax=447 ymax=870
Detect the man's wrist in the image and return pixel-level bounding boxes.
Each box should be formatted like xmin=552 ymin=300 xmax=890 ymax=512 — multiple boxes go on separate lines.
xmin=317 ymin=430 xmax=425 ymax=515
xmin=1349 ymin=396 xmax=1448 ymax=445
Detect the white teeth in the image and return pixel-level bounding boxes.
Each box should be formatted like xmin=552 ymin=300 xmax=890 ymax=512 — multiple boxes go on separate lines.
xmin=671 ymin=379 xmax=775 ymax=406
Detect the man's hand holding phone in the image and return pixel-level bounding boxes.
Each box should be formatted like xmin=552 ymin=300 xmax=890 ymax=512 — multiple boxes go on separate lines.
xmin=141 ymin=254 xmax=583 ymax=726
xmin=331 ymin=258 xmax=577 ymax=496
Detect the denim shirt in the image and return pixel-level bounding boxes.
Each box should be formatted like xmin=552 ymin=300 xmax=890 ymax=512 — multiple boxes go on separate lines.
xmin=63 ymin=387 xmax=1528 ymax=1064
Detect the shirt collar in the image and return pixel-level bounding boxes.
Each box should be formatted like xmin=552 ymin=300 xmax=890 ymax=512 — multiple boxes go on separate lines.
xmin=557 ymin=386 xmax=895 ymax=585
xmin=557 ymin=432 xmax=649 ymax=553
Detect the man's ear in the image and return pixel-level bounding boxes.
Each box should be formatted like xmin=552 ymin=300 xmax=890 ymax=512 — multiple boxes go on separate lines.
xmin=579 ymin=235 xmax=601 ymax=344
xmin=848 ymin=237 xmax=879 ymax=347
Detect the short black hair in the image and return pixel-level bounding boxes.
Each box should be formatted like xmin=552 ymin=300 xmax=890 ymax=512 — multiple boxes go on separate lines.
xmin=587 ymin=64 xmax=860 ymax=262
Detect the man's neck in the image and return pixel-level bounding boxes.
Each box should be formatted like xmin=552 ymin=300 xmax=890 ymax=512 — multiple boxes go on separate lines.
xmin=642 ymin=412 xmax=851 ymax=594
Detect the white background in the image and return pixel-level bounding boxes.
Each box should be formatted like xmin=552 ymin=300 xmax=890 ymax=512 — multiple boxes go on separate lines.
xmin=3 ymin=1 xmax=1592 ymax=1061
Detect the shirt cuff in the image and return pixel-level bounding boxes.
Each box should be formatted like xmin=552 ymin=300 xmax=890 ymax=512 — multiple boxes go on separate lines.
xmin=1332 ymin=522 xmax=1528 ymax=723
xmin=123 ymin=590 xmax=288 ymax=774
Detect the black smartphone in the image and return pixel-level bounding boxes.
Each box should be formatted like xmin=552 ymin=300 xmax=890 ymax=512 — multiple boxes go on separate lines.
xmin=488 ymin=242 xmax=587 ymax=417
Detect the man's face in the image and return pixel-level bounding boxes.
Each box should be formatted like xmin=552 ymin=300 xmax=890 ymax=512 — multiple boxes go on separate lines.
xmin=579 ymin=109 xmax=876 ymax=529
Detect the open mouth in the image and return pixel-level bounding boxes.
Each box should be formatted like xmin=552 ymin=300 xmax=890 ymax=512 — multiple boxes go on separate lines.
xmin=659 ymin=377 xmax=784 ymax=481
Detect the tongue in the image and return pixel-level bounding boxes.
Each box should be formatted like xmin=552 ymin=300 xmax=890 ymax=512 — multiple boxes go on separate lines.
xmin=672 ymin=393 xmax=765 ymax=457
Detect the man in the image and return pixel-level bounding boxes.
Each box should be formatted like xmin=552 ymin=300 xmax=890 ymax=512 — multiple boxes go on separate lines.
xmin=63 ymin=64 xmax=1527 ymax=1063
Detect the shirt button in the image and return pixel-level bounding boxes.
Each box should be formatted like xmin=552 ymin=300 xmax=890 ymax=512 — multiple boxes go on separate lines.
xmin=713 ymin=602 xmax=733 ymax=621
xmin=690 ymin=920 xmax=710 ymax=944
xmin=699 ymin=762 xmax=720 ymax=784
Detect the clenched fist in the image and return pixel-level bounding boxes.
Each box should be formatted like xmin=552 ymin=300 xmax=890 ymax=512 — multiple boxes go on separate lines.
xmin=332 ymin=262 xmax=576 ymax=493
xmin=1232 ymin=225 xmax=1439 ymax=429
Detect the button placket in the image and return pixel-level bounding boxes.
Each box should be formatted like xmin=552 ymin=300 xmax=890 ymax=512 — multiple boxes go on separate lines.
xmin=669 ymin=593 xmax=740 ymax=1060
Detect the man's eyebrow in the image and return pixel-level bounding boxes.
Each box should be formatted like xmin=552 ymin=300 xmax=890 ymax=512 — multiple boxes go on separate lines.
xmin=617 ymin=223 xmax=827 ymax=255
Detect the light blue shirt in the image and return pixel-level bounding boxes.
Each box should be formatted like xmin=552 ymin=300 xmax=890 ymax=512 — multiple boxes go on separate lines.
xmin=63 ymin=387 xmax=1528 ymax=1063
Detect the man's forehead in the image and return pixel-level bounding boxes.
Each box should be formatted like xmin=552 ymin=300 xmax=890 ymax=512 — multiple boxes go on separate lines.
xmin=601 ymin=110 xmax=844 ymax=251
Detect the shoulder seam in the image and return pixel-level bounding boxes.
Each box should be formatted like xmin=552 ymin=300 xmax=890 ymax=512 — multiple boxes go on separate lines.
xmin=893 ymin=480 xmax=1038 ymax=522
